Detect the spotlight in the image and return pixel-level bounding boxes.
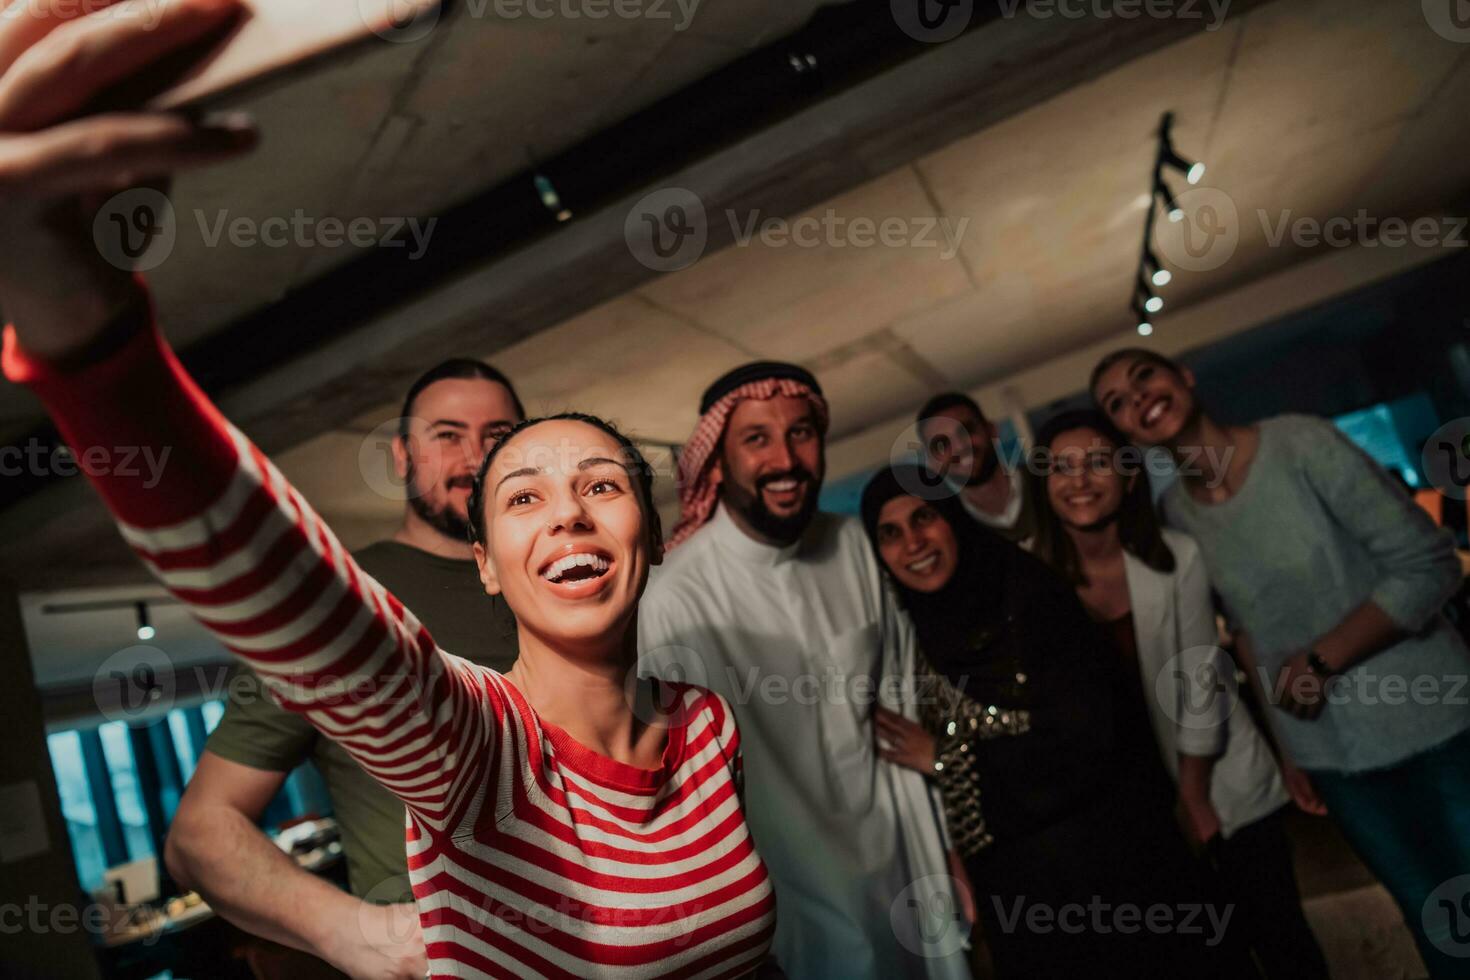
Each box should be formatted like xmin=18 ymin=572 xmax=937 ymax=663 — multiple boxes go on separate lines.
xmin=1155 ymin=177 xmax=1184 ymax=223
xmin=1161 ymin=146 xmax=1205 ymax=187
xmin=1158 ymin=111 xmax=1206 ymax=186
xmin=135 ymin=602 xmax=155 ymax=641
xmin=1131 ymin=299 xmax=1153 ymax=336
xmin=1143 ymin=249 xmax=1171 ymax=287
xmin=1126 ymin=113 xmax=1214 ymax=343
xmin=533 ymin=173 xmax=573 ymax=223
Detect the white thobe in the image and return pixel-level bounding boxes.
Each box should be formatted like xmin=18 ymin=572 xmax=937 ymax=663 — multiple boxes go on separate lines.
xmin=639 ymin=504 xmax=970 ymax=980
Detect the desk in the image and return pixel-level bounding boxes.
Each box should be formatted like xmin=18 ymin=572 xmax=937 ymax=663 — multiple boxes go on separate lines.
xmin=96 ymin=823 xmax=345 ymax=978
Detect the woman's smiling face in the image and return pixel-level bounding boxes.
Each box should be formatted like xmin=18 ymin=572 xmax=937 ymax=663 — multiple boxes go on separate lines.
xmin=1045 ymin=426 xmax=1127 ymax=531
xmin=473 ymin=419 xmax=657 ymax=653
xmin=874 ymin=495 xmax=960 ymax=594
xmin=1093 ymin=354 xmax=1197 ymax=447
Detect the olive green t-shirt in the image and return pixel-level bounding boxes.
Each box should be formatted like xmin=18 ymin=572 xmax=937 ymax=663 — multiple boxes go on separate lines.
xmin=204 ymin=540 xmax=518 ymax=902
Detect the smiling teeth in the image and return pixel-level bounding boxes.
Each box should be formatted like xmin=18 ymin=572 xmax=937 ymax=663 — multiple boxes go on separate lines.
xmin=542 ymin=553 xmax=609 ymax=582
xmin=908 ymin=555 xmax=939 ymax=574
xmin=1144 ymin=401 xmax=1167 ymax=425
xmin=766 ymin=480 xmax=799 ymax=492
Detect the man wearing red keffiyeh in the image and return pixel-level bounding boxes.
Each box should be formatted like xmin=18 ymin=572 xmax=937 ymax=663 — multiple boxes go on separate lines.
xmin=641 ymin=363 xmax=972 ymax=980
xmin=666 ymin=361 xmax=831 ymax=551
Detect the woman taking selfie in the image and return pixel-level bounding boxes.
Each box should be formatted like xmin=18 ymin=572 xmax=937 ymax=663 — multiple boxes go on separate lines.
xmin=1029 ymin=408 xmax=1327 ymax=979
xmin=862 ymin=465 xmax=1231 ymax=979
xmin=1093 ymin=348 xmax=1470 ymax=976
xmin=0 ymin=3 xmax=775 ymax=977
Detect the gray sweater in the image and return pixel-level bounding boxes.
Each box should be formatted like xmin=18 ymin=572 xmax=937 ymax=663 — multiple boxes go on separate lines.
xmin=1162 ymin=414 xmax=1470 ymax=773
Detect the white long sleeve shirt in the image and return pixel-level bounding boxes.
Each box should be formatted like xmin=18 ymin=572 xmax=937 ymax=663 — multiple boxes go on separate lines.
xmin=639 ymin=504 xmax=970 ymax=980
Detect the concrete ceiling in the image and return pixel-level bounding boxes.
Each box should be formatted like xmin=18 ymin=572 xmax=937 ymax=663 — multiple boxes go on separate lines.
xmin=5 ymin=0 xmax=1469 ymax=598
xmin=0 ymin=0 xmax=841 ymax=434
xmin=288 ymin=0 xmax=1470 ymax=525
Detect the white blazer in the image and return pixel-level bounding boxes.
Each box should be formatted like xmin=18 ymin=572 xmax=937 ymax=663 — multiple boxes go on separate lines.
xmin=1124 ymin=528 xmax=1289 ymax=838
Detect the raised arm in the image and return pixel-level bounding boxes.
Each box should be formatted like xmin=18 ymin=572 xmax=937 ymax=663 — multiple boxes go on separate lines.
xmin=7 ymin=292 xmax=497 ymax=831
xmin=0 ymin=0 xmax=497 ymax=834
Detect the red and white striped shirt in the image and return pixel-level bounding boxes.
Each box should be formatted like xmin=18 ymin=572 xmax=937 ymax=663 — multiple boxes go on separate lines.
xmin=4 ymin=308 xmax=776 ymax=979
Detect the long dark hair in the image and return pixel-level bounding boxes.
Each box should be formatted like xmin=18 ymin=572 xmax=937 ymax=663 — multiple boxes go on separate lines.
xmin=399 ymin=358 xmax=525 ymax=440
xmin=1029 ymin=409 xmax=1174 ymax=585
xmin=466 ymin=412 xmax=658 ymax=547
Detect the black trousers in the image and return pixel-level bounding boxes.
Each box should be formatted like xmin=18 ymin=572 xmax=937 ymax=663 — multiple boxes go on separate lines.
xmin=969 ymin=790 xmax=1245 ymax=980
xmin=1204 ymin=806 xmax=1330 ymax=980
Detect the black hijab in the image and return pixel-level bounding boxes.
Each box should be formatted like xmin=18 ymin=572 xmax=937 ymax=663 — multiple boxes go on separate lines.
xmin=860 ymin=465 xmax=1012 ymax=687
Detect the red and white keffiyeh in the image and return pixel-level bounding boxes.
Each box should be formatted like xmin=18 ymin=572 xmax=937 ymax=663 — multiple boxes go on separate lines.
xmin=666 ymin=378 xmax=829 ymax=551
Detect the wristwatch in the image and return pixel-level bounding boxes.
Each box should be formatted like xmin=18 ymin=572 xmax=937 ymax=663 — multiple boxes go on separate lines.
xmin=1305 ymin=650 xmax=1336 ymax=677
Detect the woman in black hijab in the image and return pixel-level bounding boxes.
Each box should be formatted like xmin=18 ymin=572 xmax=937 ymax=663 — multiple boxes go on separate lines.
xmin=862 ymin=465 xmax=1237 ymax=979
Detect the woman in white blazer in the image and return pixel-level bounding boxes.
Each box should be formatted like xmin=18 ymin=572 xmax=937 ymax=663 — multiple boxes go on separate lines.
xmin=1030 ymin=409 xmax=1328 ymax=980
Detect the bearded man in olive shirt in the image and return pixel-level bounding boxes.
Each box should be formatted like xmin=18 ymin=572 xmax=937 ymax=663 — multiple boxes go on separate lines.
xmin=163 ymin=360 xmax=523 ymax=980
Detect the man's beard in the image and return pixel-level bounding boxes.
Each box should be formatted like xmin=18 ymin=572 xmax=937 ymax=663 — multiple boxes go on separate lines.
xmin=406 ymin=459 xmax=474 ymax=544
xmin=722 ymin=464 xmax=822 ymax=545
xmin=961 ymin=441 xmax=1002 ymax=487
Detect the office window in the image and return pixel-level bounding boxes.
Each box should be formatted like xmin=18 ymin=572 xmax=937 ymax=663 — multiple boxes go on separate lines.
xmin=45 ymin=700 xmax=326 ymax=898
xmin=99 ymin=720 xmax=153 ymax=861
xmin=167 ymin=709 xmax=197 ymax=781
xmin=46 ymin=730 xmax=109 ymax=891
xmin=1334 ymin=392 xmax=1439 ymax=486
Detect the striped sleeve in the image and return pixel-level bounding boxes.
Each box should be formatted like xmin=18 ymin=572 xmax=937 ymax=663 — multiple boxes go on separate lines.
xmin=3 ymin=307 xmax=497 ymax=833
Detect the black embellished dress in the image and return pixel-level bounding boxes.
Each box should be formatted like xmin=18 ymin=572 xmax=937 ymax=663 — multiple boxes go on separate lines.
xmin=905 ymin=534 xmax=1232 ymax=979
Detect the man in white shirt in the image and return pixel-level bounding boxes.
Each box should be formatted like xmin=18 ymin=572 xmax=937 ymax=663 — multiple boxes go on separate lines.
xmin=640 ymin=362 xmax=969 ymax=980
xmin=917 ymin=392 xmax=1035 ymax=545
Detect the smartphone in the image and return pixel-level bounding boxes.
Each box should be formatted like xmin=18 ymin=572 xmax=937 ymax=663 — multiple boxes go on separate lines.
xmin=144 ymin=0 xmax=445 ymax=111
